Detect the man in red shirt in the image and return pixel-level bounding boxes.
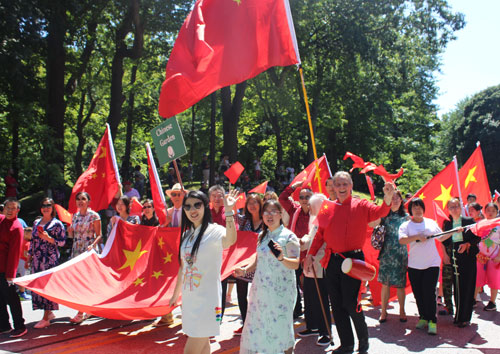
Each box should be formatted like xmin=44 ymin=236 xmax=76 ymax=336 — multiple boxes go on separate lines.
xmin=0 ymin=198 xmax=27 ymax=338
xmin=305 ymin=172 xmax=395 ymax=354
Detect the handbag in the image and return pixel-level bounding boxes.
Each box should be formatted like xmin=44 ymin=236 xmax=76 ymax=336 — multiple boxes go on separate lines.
xmin=371 ymin=221 xmax=386 ymax=251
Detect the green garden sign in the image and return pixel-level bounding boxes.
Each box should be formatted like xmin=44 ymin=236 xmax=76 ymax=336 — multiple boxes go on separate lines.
xmin=150 ymin=117 xmax=187 ymax=166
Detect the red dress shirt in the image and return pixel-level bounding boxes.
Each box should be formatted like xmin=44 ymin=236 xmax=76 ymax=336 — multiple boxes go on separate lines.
xmin=0 ymin=215 xmax=24 ymax=278
xmin=309 ymin=196 xmax=390 ymax=267
xmin=211 ymin=206 xmax=226 ymax=226
xmin=278 ymin=186 xmax=310 ymax=238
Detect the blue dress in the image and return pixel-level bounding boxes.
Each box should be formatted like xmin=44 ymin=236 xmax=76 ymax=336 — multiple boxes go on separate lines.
xmin=31 ymin=217 xmax=66 ymax=310
xmin=240 ymin=225 xmax=300 ymax=353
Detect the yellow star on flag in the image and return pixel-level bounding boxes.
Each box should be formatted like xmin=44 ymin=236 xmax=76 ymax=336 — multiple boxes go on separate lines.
xmin=98 ymin=146 xmax=107 ymax=159
xmin=464 ymin=166 xmax=477 ymax=188
xmin=233 ymin=0 xmax=241 ymax=4
xmin=151 ymin=270 xmax=164 ymax=279
xmin=118 ymin=240 xmax=148 ymax=271
xmin=92 ymin=173 xmax=98 ymax=179
xmin=101 ymin=173 xmax=106 ymax=178
xmin=418 ymin=193 xmax=426 ymax=200
xmin=163 ymin=252 xmax=173 ymax=264
xmin=158 ymin=237 xmax=165 ymax=249
xmin=434 ymin=184 xmax=453 ymax=209
xmin=133 ymin=277 xmax=144 ymax=286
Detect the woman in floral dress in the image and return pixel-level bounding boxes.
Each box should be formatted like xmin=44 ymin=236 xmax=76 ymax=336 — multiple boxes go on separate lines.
xmin=68 ymin=191 xmax=101 ymax=324
xmin=236 ymin=199 xmax=300 ymax=354
xmin=370 ymin=191 xmax=409 ymax=322
xmin=30 ymin=198 xmax=66 ymax=328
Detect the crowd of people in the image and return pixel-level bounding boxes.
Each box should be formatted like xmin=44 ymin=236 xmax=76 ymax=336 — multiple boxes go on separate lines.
xmin=1 ymin=168 xmax=500 ymax=354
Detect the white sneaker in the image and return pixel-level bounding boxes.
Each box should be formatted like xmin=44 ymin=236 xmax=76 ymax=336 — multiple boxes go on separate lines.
xmin=34 ymin=319 xmax=51 ymax=329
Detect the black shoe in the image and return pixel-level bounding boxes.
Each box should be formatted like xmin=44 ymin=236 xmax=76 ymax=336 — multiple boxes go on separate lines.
xmin=316 ymin=335 xmax=331 ymax=346
xmin=298 ymin=328 xmax=319 ymax=337
xmin=484 ymin=301 xmax=497 ymax=311
xmin=0 ymin=327 xmax=12 ymax=334
xmin=9 ymin=328 xmax=27 ymax=338
xmin=438 ymin=307 xmax=453 ymax=316
xmin=332 ymin=345 xmax=354 ymax=353
xmin=293 ymin=311 xmax=303 ymax=320
xmin=358 ymin=338 xmax=369 ymax=354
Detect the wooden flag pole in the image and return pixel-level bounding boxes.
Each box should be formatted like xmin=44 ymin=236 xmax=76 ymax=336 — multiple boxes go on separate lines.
xmin=299 ymin=66 xmax=322 ymax=193
xmin=172 ymin=160 xmax=184 ymax=190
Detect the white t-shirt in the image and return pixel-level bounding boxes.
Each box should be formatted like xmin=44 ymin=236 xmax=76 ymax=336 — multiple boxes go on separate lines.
xmin=398 ymin=218 xmax=443 ymax=270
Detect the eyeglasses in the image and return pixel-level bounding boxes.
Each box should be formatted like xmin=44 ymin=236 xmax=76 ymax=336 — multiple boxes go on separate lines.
xmin=299 ymin=195 xmax=311 ymax=201
xmin=171 ymin=192 xmax=182 ymax=197
xmin=143 ymin=205 xmax=153 ymax=209
xmin=183 ymin=202 xmax=203 ymax=211
xmin=41 ymin=204 xmax=53 ymax=208
xmin=263 ymin=210 xmax=281 ymax=216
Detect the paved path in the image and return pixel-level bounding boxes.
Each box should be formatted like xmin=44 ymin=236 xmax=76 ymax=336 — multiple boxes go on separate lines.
xmin=1 ymin=289 xmax=500 ymax=353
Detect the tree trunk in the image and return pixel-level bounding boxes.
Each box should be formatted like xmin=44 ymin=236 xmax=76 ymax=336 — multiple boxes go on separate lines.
xmin=45 ymin=1 xmax=67 ymax=180
xmin=123 ymin=64 xmax=138 ymax=181
xmin=209 ymin=93 xmax=216 ymax=186
xmin=75 ymin=89 xmax=97 ymax=178
xmin=267 ymin=113 xmax=283 ymax=169
xmin=220 ymin=81 xmax=247 ymax=162
xmin=107 ymin=0 xmax=144 ymax=140
xmin=10 ymin=112 xmax=19 ymax=175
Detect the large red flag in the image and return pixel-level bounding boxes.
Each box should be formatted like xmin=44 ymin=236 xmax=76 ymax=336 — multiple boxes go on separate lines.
xmin=14 ymin=223 xmax=258 ymax=320
xmin=158 ymin=0 xmax=300 ymax=118
xmin=54 ymin=204 xmax=73 ymax=225
xmin=146 ymin=143 xmax=168 ymax=225
xmin=290 ymin=155 xmax=332 ymax=200
xmin=15 ymin=222 xmax=180 ymax=320
xmin=68 ymin=124 xmax=120 ymax=213
xmin=409 ymin=159 xmax=461 ymax=221
xmin=459 ymin=144 xmax=491 ymax=208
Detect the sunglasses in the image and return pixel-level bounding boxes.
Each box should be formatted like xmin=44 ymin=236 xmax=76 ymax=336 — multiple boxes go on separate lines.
xmin=41 ymin=204 xmax=53 ymax=208
xmin=263 ymin=210 xmax=281 ymax=216
xmin=76 ymin=198 xmax=87 ymax=201
xmin=143 ymin=205 xmax=153 ymax=209
xmin=299 ymin=195 xmax=311 ymax=200
xmin=183 ymin=202 xmax=203 ymax=211
xmin=170 ymin=192 xmax=182 ymax=197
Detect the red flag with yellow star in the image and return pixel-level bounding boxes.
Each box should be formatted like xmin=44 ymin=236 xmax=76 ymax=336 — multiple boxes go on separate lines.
xmin=14 ymin=221 xmax=180 ymax=320
xmin=408 ymin=159 xmax=461 ymax=221
xmin=158 ymin=0 xmax=300 ymax=118
xmin=459 ymin=144 xmax=491 ymax=208
xmin=146 ymin=143 xmax=168 ymax=225
xmin=68 ymin=124 xmax=121 ymax=213
xmin=289 ymin=155 xmax=332 ymax=200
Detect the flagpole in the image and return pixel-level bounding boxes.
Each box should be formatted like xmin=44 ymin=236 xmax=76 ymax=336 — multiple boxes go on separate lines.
xmin=453 ymin=156 xmax=465 ymax=217
xmin=299 ymin=67 xmax=322 ymax=193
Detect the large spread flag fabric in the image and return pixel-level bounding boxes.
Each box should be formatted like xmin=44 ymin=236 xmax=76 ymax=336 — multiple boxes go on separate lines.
xmin=459 ymin=144 xmax=491 ymax=208
xmin=146 ymin=143 xmax=168 ymax=225
xmin=290 ymin=155 xmax=332 ymax=200
xmin=15 ymin=222 xmax=258 ymax=320
xmin=158 ymin=0 xmax=300 ymax=118
xmin=15 ymin=222 xmax=180 ymax=320
xmin=409 ymin=159 xmax=461 ymax=221
xmin=68 ymin=124 xmax=121 ymax=213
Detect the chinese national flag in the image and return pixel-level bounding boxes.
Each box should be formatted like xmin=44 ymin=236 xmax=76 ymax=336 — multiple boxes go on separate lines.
xmin=54 ymin=204 xmax=73 ymax=225
xmin=130 ymin=198 xmax=143 ymax=217
xmin=459 ymin=144 xmax=491 ymax=208
xmin=68 ymin=124 xmax=120 ymax=213
xmin=15 ymin=222 xmax=180 ymax=320
xmin=158 ymin=0 xmax=300 ymax=118
xmin=409 ymin=159 xmax=460 ymax=221
xmin=249 ymin=181 xmax=268 ymax=194
xmin=146 ymin=143 xmax=168 ymax=225
xmin=290 ymin=155 xmax=332 ymax=200
xmin=224 ymin=161 xmax=245 ymax=184
xmin=235 ymin=192 xmax=246 ymax=210
xmin=221 ymin=231 xmax=258 ymax=280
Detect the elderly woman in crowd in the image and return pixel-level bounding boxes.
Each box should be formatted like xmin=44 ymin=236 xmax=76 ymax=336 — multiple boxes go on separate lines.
xmin=236 ymin=199 xmax=300 ymax=354
xmin=68 ymin=191 xmax=101 ymax=324
xmin=370 ymin=191 xmax=409 ymax=323
xmin=30 ymin=198 xmax=66 ymax=328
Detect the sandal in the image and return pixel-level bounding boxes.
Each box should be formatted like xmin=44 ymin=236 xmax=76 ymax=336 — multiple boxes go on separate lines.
xmin=379 ymin=313 xmax=387 ymax=323
xmin=399 ymin=316 xmax=408 ymax=323
xmin=70 ymin=313 xmax=86 ymax=324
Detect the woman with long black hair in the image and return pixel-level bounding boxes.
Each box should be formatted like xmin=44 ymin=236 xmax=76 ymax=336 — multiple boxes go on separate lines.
xmin=169 ymin=189 xmax=238 ymax=354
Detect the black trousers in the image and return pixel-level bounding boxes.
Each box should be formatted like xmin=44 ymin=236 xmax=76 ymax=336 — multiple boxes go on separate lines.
xmin=294 ymin=267 xmax=303 ymax=316
xmin=0 ymin=273 xmax=25 ymax=331
xmin=325 ymin=252 xmax=368 ymax=348
xmin=303 ymin=275 xmax=331 ymax=335
xmin=221 ymin=279 xmax=228 ymax=318
xmin=236 ymin=278 xmax=249 ymax=323
xmin=408 ymin=267 xmax=439 ymax=323
xmin=453 ymin=250 xmax=477 ymax=323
